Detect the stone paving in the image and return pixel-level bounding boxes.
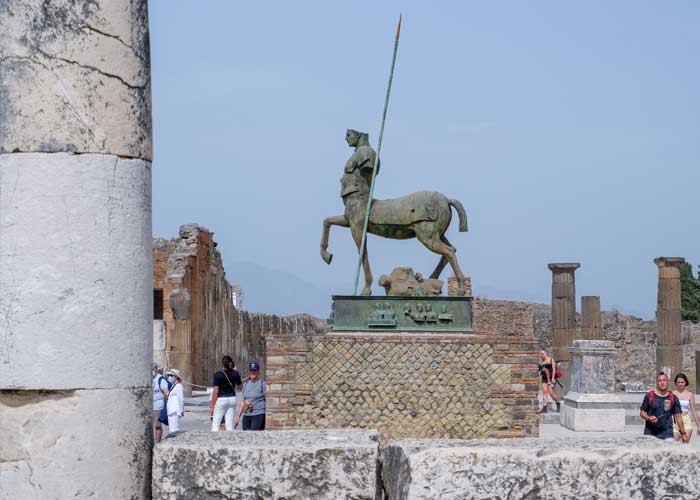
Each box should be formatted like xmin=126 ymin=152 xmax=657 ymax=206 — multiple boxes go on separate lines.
xmin=170 ymin=391 xmax=700 ymax=449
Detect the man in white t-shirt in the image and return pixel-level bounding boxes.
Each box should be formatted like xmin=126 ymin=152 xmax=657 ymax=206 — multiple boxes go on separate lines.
xmin=152 ymin=363 xmax=169 ymax=443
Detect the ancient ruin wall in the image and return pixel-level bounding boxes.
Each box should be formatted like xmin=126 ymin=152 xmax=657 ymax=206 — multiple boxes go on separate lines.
xmin=153 ymin=225 xmax=329 ymax=386
xmin=473 ymin=299 xmax=700 ymax=389
xmin=266 ymin=333 xmax=540 ymax=441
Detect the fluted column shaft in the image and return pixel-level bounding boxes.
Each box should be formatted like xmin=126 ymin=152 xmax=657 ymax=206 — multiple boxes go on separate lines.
xmin=654 ymin=257 xmax=685 ymax=377
xmin=549 ymin=263 xmax=581 ymax=362
xmin=581 ymin=296 xmax=602 ymax=340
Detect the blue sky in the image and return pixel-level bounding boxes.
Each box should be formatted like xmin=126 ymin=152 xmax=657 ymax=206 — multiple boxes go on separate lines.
xmin=149 ymin=1 xmax=699 ymax=318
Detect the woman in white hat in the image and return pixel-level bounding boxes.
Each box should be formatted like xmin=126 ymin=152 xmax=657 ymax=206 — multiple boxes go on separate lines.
xmin=165 ymin=369 xmax=185 ymax=433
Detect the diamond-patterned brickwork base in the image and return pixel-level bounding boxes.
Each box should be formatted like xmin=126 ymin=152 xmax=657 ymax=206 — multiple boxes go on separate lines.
xmin=266 ymin=333 xmax=540 ymax=441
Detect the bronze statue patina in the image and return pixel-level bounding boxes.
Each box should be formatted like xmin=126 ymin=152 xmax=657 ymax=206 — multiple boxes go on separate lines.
xmin=320 ymin=129 xmax=469 ymax=296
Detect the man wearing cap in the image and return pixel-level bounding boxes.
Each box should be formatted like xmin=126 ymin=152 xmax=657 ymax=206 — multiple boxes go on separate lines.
xmin=235 ymin=362 xmax=266 ymax=430
xmin=152 ymin=363 xmax=169 ymax=442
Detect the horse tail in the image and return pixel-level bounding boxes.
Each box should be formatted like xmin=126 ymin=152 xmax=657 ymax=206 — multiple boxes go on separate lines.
xmin=448 ymin=199 xmax=468 ymax=232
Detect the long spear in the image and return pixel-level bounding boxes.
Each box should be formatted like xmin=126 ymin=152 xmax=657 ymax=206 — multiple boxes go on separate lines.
xmin=353 ymin=14 xmax=402 ymax=295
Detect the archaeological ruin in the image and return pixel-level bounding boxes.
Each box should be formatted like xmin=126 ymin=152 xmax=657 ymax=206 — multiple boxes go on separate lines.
xmin=2 ymin=2 xmax=700 ymax=499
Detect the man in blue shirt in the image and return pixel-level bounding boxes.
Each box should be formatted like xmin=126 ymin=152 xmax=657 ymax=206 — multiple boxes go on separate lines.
xmin=640 ymin=372 xmax=685 ymax=441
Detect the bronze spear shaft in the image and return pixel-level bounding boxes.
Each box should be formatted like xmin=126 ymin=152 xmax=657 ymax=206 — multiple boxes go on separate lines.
xmin=353 ymin=14 xmax=402 ymax=295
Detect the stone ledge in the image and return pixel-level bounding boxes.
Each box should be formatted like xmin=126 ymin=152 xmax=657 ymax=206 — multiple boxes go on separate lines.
xmin=382 ymin=437 xmax=700 ymax=500
xmin=152 ymin=429 xmax=380 ymax=500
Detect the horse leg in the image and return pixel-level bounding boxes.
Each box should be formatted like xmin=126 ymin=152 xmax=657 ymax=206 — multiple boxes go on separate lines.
xmin=320 ymin=214 xmax=349 ymax=264
xmin=429 ymin=236 xmax=454 ymax=279
xmin=429 ymin=256 xmax=447 ymax=279
xmin=351 ymin=227 xmax=373 ymax=295
xmin=418 ymin=233 xmax=466 ymax=296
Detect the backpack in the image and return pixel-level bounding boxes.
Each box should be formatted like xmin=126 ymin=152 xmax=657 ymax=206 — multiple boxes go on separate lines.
xmin=157 ymin=376 xmax=175 ymax=426
xmin=552 ymin=359 xmax=562 ymax=379
xmin=648 ymin=390 xmax=674 ymax=405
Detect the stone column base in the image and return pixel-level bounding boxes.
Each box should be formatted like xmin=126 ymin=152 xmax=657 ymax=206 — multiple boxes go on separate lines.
xmin=561 ymin=392 xmax=625 ymax=432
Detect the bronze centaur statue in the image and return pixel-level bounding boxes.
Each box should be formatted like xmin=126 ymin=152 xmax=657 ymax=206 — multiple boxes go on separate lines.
xmin=320 ymin=129 xmax=468 ymax=296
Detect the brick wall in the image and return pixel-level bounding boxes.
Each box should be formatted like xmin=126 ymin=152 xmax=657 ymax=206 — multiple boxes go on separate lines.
xmin=472 ymin=298 xmax=700 ymax=390
xmin=266 ymin=333 xmax=540 ymax=441
xmin=153 ymin=225 xmax=329 ymax=386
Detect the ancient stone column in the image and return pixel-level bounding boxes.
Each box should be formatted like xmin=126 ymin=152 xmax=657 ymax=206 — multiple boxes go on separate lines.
xmin=0 ymin=2 xmax=152 ymax=498
xmin=168 ymin=284 xmax=193 ymax=396
xmin=561 ymin=340 xmax=625 ymax=432
xmin=581 ymin=296 xmax=602 ymax=340
xmin=169 ymin=320 xmax=193 ymax=397
xmin=654 ymin=257 xmax=685 ymax=378
xmin=548 ymin=263 xmax=580 ymax=362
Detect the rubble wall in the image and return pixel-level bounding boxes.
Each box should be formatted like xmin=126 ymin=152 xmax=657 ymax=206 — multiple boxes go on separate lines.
xmin=153 ymin=225 xmax=329 ymax=386
xmin=266 ymin=333 xmax=540 ymax=441
xmin=474 ymin=299 xmax=700 ymax=389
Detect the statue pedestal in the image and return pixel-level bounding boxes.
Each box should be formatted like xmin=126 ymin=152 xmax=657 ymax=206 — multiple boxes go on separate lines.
xmin=330 ymin=295 xmax=473 ymax=332
xmin=561 ymin=340 xmax=625 ymax=432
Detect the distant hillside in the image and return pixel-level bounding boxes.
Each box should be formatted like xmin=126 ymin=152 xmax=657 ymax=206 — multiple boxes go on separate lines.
xmin=227 ymin=261 xmax=331 ymax=318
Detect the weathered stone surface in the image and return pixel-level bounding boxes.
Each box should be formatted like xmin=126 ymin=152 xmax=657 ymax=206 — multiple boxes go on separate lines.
xmin=153 ymin=319 xmax=166 ymax=369
xmin=383 ymin=437 xmax=700 ymax=500
xmin=152 ymin=429 xmax=380 ymax=500
xmin=472 ymin=299 xmax=700 ymax=391
xmin=0 ymin=387 xmax=151 ymax=499
xmin=0 ymin=0 xmax=152 ymax=158
xmin=560 ymin=392 xmax=625 ymax=432
xmin=569 ymin=340 xmax=616 ymax=394
xmin=152 ymin=224 xmax=330 ymax=385
xmin=266 ymin=333 xmax=540 ymax=440
xmin=0 ymin=153 xmax=152 ymax=389
xmin=655 ymin=257 xmax=685 ymax=377
xmin=548 ymin=262 xmax=580 ymax=365
xmin=581 ymin=295 xmax=602 ymax=340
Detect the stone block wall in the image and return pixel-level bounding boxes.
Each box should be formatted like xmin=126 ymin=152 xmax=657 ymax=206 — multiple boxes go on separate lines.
xmin=199 ymin=310 xmax=329 ymax=382
xmin=153 ymin=225 xmax=329 ymax=386
xmin=472 ymin=298 xmax=700 ymax=390
xmin=266 ymin=333 xmax=540 ymax=441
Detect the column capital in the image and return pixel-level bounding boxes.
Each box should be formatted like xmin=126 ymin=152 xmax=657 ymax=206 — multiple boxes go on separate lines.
xmin=548 ymin=263 xmax=581 ymax=273
xmin=654 ymin=257 xmax=685 ymax=269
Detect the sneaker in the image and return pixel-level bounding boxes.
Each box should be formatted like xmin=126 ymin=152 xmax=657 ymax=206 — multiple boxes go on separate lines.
xmin=539 ymin=406 xmax=548 ymax=414
xmin=556 ymin=402 xmax=561 ymax=412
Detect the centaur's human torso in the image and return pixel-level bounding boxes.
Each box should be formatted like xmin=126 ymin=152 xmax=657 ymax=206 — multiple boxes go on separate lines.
xmin=340 ymin=143 xmax=377 ymax=200
xmin=340 ymin=143 xmax=442 ymax=239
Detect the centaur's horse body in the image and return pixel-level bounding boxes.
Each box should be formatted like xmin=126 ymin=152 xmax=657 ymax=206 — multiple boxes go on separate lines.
xmin=320 ymin=129 xmax=468 ymax=296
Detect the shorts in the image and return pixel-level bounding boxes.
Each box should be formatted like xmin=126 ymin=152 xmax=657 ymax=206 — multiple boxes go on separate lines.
xmin=673 ymin=413 xmax=692 ymax=433
xmin=152 ymin=410 xmax=163 ymax=428
xmin=242 ymin=413 xmax=266 ymax=431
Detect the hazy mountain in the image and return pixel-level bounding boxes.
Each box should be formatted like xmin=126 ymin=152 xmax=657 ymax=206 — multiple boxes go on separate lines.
xmin=227 ymin=261 xmax=331 ymax=318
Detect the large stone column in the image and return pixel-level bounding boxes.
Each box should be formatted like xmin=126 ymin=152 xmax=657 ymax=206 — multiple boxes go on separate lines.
xmin=0 ymin=2 xmax=152 ymax=498
xmin=168 ymin=283 xmax=193 ymax=396
xmin=548 ymin=263 xmax=580 ymax=363
xmin=581 ymin=296 xmax=602 ymax=340
xmin=654 ymin=257 xmax=685 ymax=377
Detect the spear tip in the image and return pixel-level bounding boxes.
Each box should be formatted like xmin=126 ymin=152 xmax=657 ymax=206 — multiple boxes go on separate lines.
xmin=395 ymin=13 xmax=402 ymax=41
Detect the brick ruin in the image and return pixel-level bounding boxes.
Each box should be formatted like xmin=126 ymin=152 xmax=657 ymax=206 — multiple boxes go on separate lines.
xmin=472 ymin=298 xmax=700 ymax=390
xmin=266 ymin=333 xmax=540 ymax=439
xmin=152 ymin=224 xmax=328 ymax=388
xmin=153 ymin=228 xmax=700 ymax=441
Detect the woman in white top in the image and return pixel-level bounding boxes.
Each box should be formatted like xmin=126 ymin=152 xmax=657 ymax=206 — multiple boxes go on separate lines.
xmin=673 ymin=373 xmax=699 ymax=443
xmin=166 ymin=368 xmax=185 ymax=433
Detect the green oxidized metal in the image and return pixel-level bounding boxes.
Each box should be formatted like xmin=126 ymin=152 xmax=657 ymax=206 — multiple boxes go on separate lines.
xmin=330 ymin=295 xmax=473 ymax=332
